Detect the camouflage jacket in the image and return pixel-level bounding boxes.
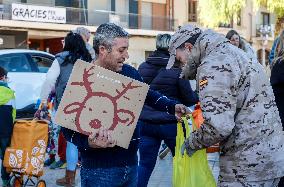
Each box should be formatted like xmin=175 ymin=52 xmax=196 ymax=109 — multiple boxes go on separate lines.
xmin=185 ymin=30 xmax=284 ymax=182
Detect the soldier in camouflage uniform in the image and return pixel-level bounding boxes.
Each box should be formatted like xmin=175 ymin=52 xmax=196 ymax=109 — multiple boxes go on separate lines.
xmin=166 ymin=24 xmax=284 ymax=187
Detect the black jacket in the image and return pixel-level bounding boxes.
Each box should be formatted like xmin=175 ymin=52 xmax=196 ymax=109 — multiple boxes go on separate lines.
xmin=138 ymin=50 xmax=198 ymax=124
xmin=271 ymin=59 xmax=284 ymax=127
xmin=0 ymin=82 xmax=15 ymax=138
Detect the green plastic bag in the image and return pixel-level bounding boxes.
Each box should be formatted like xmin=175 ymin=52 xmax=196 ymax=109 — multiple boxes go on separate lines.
xmin=173 ymin=116 xmax=216 ymax=187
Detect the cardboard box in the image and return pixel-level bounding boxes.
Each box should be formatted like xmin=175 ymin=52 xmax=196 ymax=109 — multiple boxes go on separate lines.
xmin=55 ymin=60 xmax=149 ymax=148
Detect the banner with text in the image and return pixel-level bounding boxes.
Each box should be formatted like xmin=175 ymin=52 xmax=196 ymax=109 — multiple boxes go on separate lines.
xmin=12 ymin=3 xmax=66 ymax=24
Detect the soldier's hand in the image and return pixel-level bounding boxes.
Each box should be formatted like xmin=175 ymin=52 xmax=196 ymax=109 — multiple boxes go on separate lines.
xmin=88 ymin=128 xmax=116 ymax=148
xmin=181 ymin=139 xmax=196 ymax=157
xmin=175 ymin=104 xmax=191 ymax=121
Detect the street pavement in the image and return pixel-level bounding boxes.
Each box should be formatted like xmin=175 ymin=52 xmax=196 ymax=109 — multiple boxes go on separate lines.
xmin=0 ymin=152 xmax=219 ymax=186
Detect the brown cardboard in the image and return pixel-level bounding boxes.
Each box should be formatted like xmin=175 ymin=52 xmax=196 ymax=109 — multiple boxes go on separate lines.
xmin=55 ymin=60 xmax=149 ymax=149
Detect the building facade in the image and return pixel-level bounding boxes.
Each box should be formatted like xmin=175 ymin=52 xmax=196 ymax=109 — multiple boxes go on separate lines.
xmin=0 ymin=0 xmax=177 ymax=67
xmin=1 ymin=0 xmax=276 ymax=67
xmin=180 ymin=0 xmax=278 ymax=66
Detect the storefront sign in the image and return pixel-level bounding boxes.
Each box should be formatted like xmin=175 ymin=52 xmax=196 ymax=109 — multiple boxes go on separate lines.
xmin=12 ymin=3 xmax=66 ymax=24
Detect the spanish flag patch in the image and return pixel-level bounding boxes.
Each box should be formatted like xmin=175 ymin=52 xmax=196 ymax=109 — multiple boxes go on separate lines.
xmin=199 ymin=79 xmax=208 ymax=87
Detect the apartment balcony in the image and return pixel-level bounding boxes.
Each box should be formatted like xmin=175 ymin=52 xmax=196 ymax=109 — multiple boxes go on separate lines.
xmin=255 ymin=24 xmax=275 ymax=38
xmin=0 ymin=3 xmax=177 ymax=31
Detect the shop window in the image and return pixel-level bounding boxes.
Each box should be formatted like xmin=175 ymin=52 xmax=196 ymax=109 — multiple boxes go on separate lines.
xmin=55 ymin=0 xmax=80 ymax=8
xmin=188 ymin=0 xmax=197 ymax=22
xmin=262 ymin=12 xmax=270 ymax=25
xmin=141 ymin=2 xmax=152 ymax=30
xmin=113 ymin=0 xmax=129 ymax=27
xmin=129 ymin=0 xmax=138 ymax=29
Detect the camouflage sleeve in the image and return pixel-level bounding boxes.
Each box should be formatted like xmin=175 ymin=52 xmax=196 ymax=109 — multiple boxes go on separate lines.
xmin=187 ymin=61 xmax=239 ymax=149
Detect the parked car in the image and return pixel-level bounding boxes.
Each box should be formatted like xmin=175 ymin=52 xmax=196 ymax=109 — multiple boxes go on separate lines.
xmin=0 ymin=49 xmax=55 ymax=118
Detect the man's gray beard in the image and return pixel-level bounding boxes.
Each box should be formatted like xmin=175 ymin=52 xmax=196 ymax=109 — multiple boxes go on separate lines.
xmin=180 ymin=54 xmax=198 ymax=80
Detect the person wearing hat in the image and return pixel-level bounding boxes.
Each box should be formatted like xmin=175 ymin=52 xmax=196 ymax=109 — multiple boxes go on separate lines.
xmin=167 ymin=24 xmax=284 ymax=186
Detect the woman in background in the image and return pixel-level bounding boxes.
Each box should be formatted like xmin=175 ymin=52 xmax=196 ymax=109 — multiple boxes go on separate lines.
xmin=270 ymin=29 xmax=284 ymax=187
xmin=38 ymin=31 xmax=92 ymax=186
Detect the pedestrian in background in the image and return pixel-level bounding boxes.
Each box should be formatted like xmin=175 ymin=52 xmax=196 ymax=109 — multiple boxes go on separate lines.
xmin=137 ymin=34 xmax=198 ymax=187
xmin=0 ymin=66 xmax=16 ymax=187
xmin=38 ymin=31 xmax=92 ymax=186
xmin=55 ymin=26 xmax=96 ymax=186
xmin=268 ymin=30 xmax=284 ymax=66
xmin=271 ymin=29 xmax=284 ymax=126
xmin=168 ymin=24 xmax=284 ymax=187
xmin=226 ymin=29 xmax=258 ymax=64
xmin=270 ymin=28 xmax=284 ymax=187
xmin=42 ymin=91 xmax=62 ymax=170
xmin=73 ymin=27 xmax=96 ymax=60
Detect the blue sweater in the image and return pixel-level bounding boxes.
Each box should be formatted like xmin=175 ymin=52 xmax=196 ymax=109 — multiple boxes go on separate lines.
xmin=62 ymin=64 xmax=176 ymax=168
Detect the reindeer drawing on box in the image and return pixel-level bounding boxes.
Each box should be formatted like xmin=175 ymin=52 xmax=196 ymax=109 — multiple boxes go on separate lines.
xmin=63 ymin=66 xmax=142 ymax=135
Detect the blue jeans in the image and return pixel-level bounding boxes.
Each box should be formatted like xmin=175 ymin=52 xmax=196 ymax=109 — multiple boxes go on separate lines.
xmin=138 ymin=122 xmax=177 ymax=187
xmin=81 ymin=166 xmax=138 ymax=187
xmin=66 ymin=141 xmax=78 ymax=171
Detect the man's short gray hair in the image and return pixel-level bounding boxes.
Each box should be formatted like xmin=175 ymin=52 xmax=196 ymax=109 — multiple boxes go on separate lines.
xmin=156 ymin=34 xmax=171 ymax=51
xmin=93 ymin=23 xmax=129 ymax=54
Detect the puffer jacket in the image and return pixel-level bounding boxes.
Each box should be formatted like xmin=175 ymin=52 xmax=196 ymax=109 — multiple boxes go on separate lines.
xmin=182 ymin=29 xmax=284 ymax=182
xmin=138 ymin=50 xmax=198 ymax=124
xmin=270 ymin=58 xmax=284 ymax=126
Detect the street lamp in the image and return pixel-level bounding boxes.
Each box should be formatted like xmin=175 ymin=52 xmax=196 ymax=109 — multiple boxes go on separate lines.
xmin=258 ymin=25 xmax=271 ymax=67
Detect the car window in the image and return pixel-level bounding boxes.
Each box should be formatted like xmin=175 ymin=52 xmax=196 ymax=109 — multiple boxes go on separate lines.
xmin=0 ymin=53 xmax=32 ymax=72
xmin=31 ymin=55 xmax=53 ymax=73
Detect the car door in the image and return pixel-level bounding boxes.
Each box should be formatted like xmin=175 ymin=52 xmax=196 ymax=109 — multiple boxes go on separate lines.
xmin=0 ymin=52 xmax=54 ymax=117
xmin=20 ymin=53 xmax=54 ymax=111
xmin=29 ymin=54 xmax=54 ymax=73
xmin=0 ymin=52 xmax=35 ymax=111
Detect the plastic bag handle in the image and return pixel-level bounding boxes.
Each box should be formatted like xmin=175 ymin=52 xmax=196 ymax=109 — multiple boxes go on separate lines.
xmin=179 ymin=115 xmax=198 ymax=139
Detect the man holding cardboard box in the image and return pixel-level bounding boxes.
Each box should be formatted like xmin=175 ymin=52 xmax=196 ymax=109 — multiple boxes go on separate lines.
xmin=61 ymin=23 xmax=189 ymax=187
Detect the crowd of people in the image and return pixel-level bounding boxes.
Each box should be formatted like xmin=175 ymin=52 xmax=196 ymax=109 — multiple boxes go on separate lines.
xmin=1 ymin=22 xmax=284 ymax=187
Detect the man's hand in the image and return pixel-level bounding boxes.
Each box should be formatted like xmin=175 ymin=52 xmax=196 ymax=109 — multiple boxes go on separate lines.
xmin=88 ymin=128 xmax=116 ymax=148
xmin=181 ymin=138 xmax=196 ymax=157
xmin=175 ymin=104 xmax=191 ymax=121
